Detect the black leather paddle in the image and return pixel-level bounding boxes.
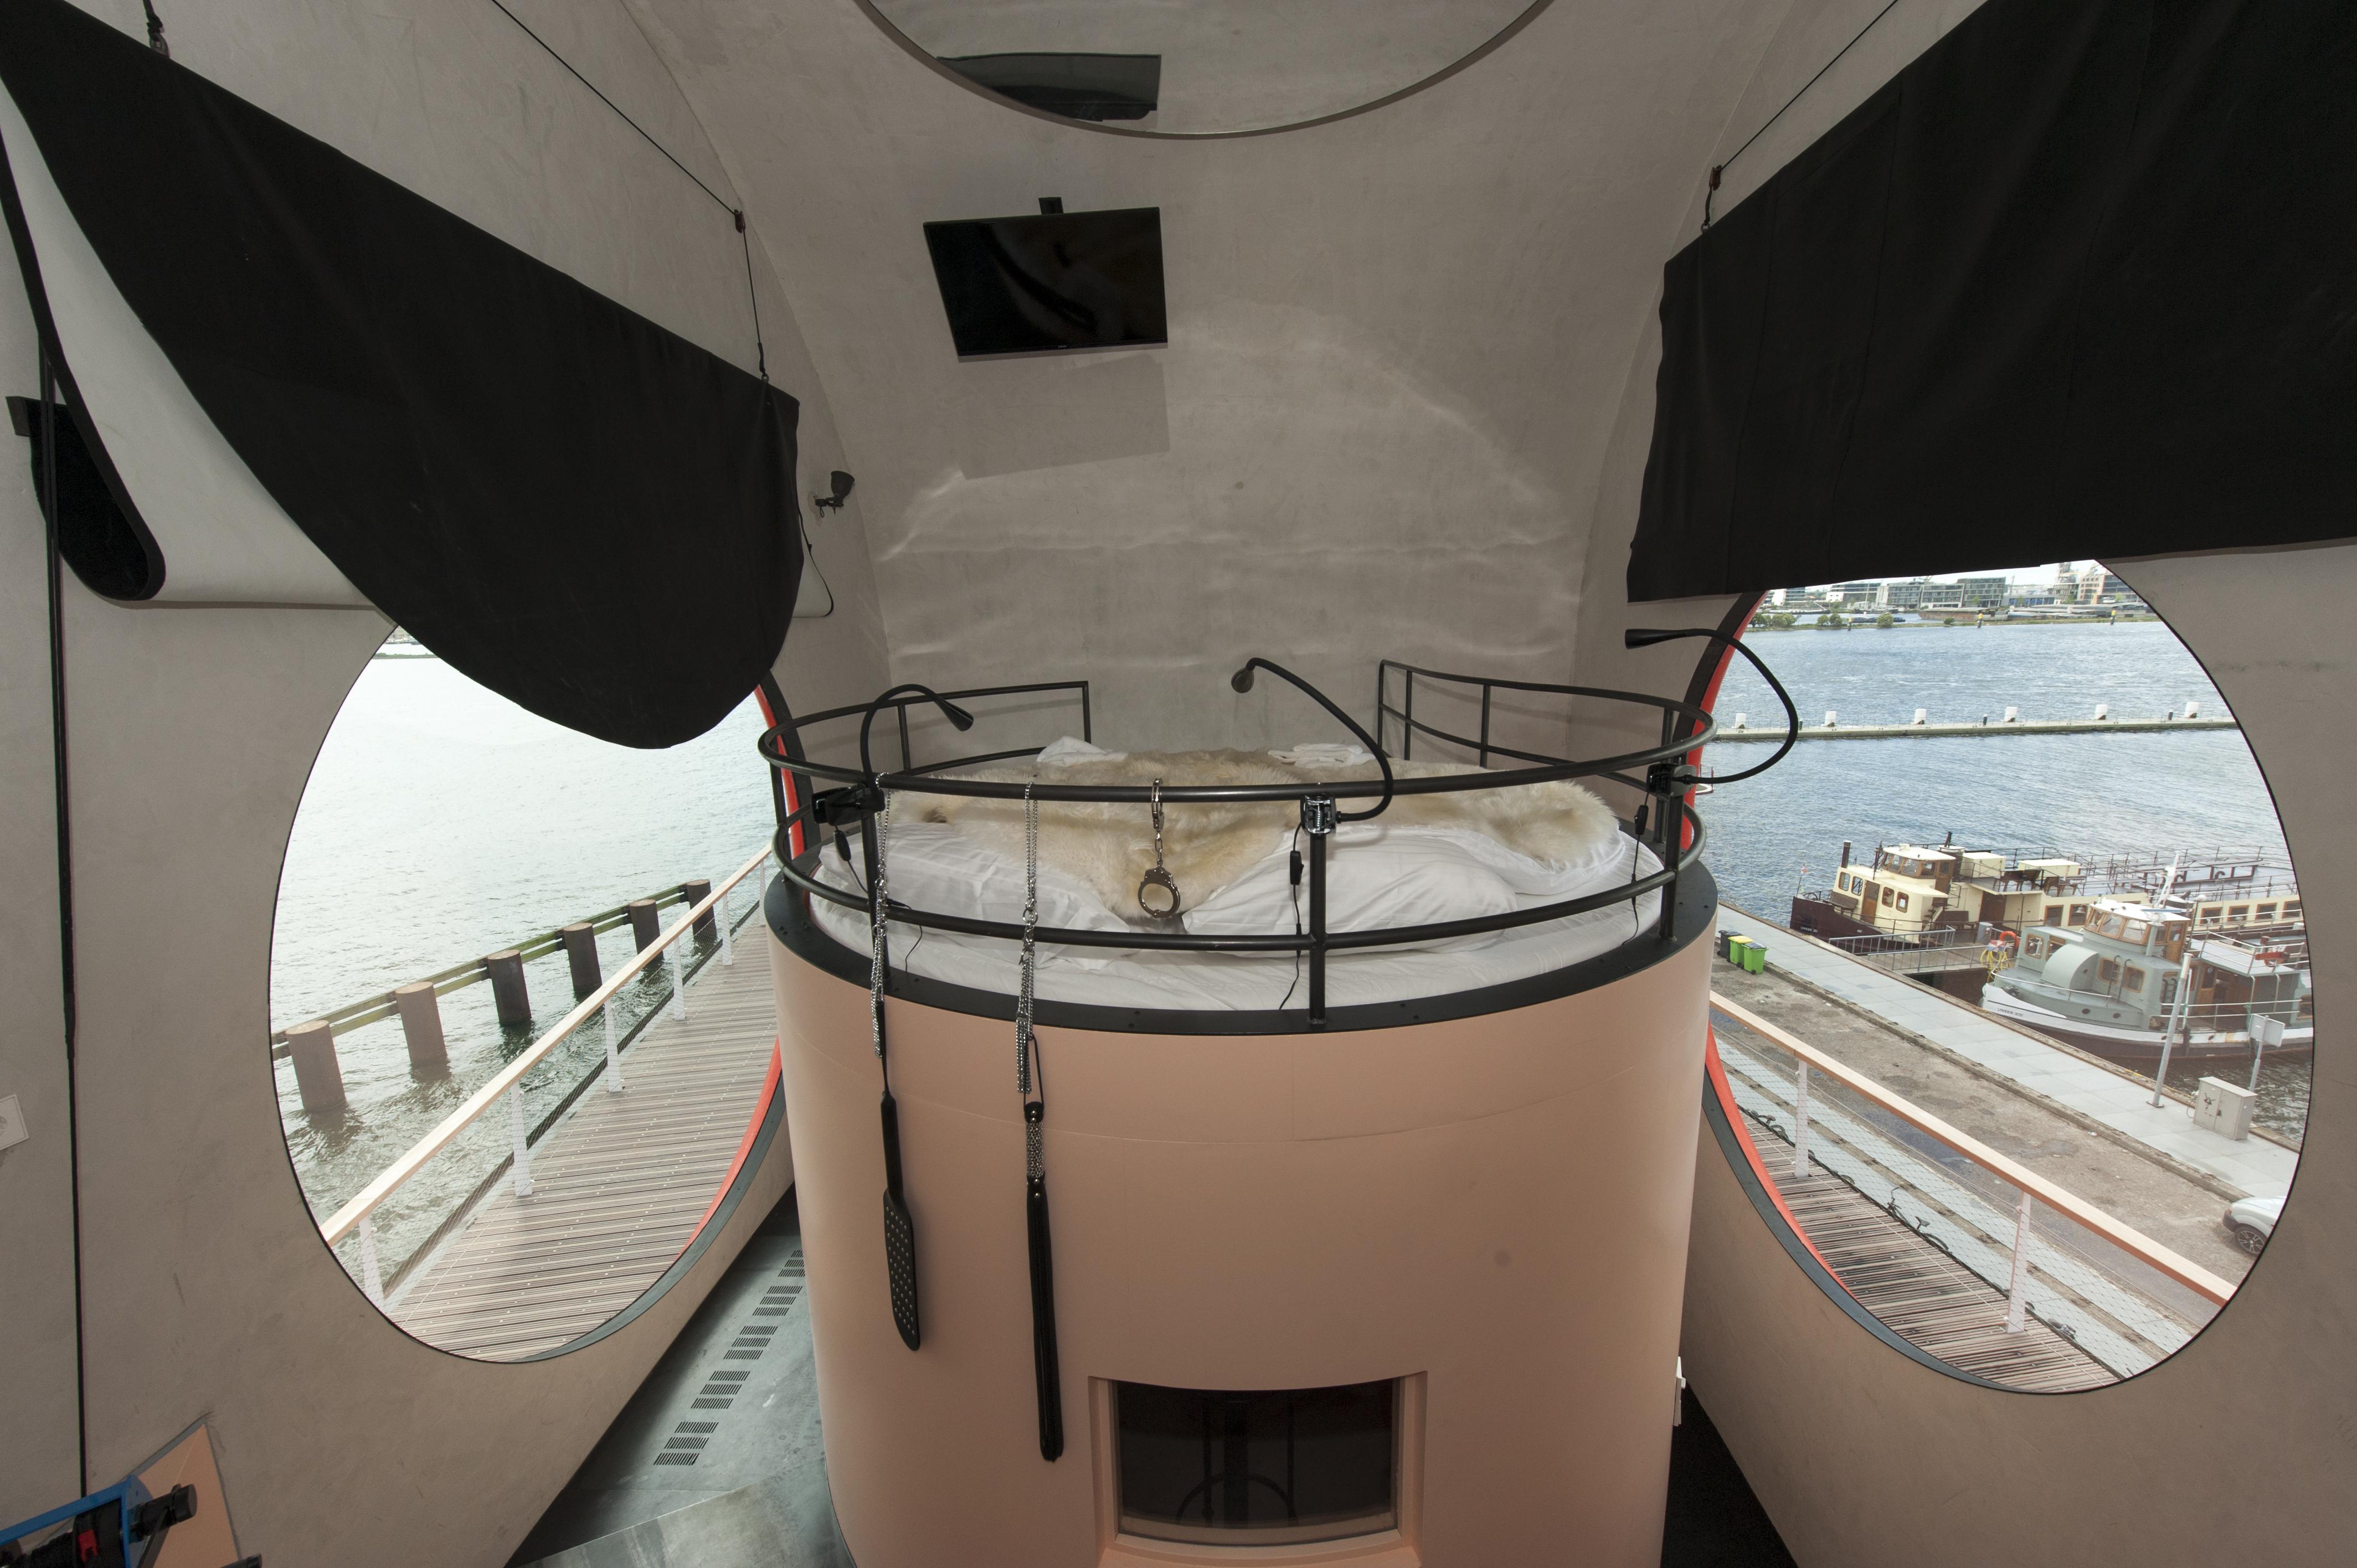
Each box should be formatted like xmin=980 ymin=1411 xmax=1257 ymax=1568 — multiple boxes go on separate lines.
xmin=1017 ymin=787 xmax=1063 ymax=1458
xmin=853 ymin=686 xmax=973 ymax=1354
xmin=881 ymin=1085 xmax=920 ymax=1352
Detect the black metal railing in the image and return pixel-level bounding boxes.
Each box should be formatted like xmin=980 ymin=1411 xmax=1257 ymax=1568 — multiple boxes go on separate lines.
xmin=759 ymin=666 xmax=1720 ymax=1024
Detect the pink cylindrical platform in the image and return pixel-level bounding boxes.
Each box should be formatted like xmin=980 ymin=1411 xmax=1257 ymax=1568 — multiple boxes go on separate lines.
xmin=770 ymin=911 xmax=1710 ymax=1566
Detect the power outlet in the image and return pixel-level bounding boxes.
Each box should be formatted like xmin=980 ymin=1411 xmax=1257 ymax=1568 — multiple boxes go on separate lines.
xmin=0 ymin=1092 xmax=26 ymax=1152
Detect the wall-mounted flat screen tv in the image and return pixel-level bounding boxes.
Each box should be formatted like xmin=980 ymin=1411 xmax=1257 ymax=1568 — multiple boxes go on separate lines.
xmin=922 ymin=207 xmax=1167 ymax=359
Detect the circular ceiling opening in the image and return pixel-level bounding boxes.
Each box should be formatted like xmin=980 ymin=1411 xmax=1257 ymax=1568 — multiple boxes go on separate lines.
xmin=864 ymin=0 xmax=1547 ymax=136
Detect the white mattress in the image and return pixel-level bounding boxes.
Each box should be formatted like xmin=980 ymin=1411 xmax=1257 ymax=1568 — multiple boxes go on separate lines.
xmin=808 ymin=835 xmax=1665 ymax=1013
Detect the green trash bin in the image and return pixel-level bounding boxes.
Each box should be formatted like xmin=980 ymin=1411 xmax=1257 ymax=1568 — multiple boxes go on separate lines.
xmin=1725 ymin=935 xmax=1752 ymax=968
xmin=1741 ymin=940 xmax=1767 ymax=974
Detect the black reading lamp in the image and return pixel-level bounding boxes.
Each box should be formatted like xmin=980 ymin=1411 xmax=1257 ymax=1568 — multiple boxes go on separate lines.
xmin=1229 ymin=657 xmax=1394 ymax=821
xmin=814 ymin=470 xmax=855 ymax=514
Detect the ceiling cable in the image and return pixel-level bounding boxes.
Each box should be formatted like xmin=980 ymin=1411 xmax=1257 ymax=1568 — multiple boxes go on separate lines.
xmin=141 ymin=0 xmax=167 ymax=57
xmin=481 ymin=1 xmax=770 ymax=374
xmin=1702 ymin=0 xmax=1905 ymax=231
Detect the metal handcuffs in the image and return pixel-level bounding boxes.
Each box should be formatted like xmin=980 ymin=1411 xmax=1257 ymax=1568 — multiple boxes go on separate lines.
xmin=1137 ymin=776 xmax=1182 ymax=918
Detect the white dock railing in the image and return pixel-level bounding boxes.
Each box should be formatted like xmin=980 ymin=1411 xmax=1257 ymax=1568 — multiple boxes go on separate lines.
xmin=1711 ymin=993 xmax=2233 ymax=1379
xmin=320 ymin=843 xmax=774 ymax=1304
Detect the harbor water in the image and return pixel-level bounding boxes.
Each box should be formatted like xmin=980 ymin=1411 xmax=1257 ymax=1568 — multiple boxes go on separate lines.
xmin=1704 ymin=618 xmax=2308 ymax=1142
xmin=271 ymin=652 xmax=778 ymax=1275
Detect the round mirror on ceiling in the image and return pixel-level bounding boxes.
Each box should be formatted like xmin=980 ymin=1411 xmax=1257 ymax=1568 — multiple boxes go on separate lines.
xmin=865 ymin=0 xmax=1548 ymax=136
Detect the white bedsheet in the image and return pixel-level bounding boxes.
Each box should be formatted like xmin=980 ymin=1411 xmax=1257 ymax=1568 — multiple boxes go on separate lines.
xmin=808 ymin=835 xmax=1665 ymax=1012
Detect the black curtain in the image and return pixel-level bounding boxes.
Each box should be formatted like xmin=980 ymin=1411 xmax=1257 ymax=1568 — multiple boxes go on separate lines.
xmin=1629 ymin=0 xmax=2357 ymax=603
xmin=0 ymin=0 xmax=799 ymax=746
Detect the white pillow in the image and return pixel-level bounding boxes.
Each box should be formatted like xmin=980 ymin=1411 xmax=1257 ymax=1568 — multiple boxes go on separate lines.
xmin=818 ymin=822 xmax=1129 ymax=961
xmin=1037 ymin=735 xmax=1123 ymax=764
xmin=1184 ymin=825 xmax=1522 ymax=947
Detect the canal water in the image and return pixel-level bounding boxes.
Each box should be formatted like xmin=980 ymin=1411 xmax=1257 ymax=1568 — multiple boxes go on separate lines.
xmin=271 ymin=652 xmax=778 ymax=1278
xmin=1704 ymin=618 xmax=2308 ymax=1142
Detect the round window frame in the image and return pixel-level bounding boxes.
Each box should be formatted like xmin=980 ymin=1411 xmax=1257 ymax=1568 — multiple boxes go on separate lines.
xmin=1687 ymin=577 xmax=2310 ymax=1394
xmin=852 ymin=0 xmax=1558 ymax=141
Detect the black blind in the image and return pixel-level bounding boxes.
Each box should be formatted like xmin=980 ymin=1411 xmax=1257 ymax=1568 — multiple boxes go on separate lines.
xmin=1629 ymin=0 xmax=2357 ymax=603
xmin=0 ymin=0 xmax=800 ymax=746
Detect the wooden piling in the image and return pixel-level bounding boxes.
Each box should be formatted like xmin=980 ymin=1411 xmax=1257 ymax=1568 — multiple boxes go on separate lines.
xmin=286 ymin=1019 xmax=346 ymax=1115
xmin=683 ymin=878 xmax=717 ymax=941
xmin=561 ymin=922 xmax=602 ymax=997
xmin=394 ymin=982 xmax=448 ymax=1071
xmin=486 ymin=948 xmax=531 ymax=1025
xmin=627 ymin=899 xmax=662 ymax=951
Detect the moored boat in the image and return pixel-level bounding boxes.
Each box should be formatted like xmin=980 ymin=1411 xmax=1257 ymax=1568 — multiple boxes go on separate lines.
xmin=1982 ymin=904 xmax=2312 ymax=1063
xmin=1792 ymin=842 xmax=2311 ymax=1064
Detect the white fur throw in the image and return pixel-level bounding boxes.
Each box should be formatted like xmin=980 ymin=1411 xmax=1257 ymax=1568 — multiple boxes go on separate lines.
xmin=898 ymin=749 xmax=1622 ymax=921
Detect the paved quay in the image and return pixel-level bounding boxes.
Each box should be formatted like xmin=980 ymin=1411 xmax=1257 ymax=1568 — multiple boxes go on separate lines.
xmin=1716 ymin=904 xmax=2298 ymax=1199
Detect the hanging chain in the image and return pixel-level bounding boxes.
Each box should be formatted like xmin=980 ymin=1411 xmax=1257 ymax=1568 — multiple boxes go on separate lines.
xmin=869 ymin=792 xmax=891 ymax=1059
xmin=1018 ymin=786 xmax=1038 ymax=1095
xmin=1019 ymin=786 xmax=1044 ymax=1184
xmin=1151 ymin=778 xmax=1165 ymax=866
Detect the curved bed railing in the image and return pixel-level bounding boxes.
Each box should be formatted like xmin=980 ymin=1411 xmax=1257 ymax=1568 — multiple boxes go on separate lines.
xmin=756 ymin=659 xmax=1754 ymax=1024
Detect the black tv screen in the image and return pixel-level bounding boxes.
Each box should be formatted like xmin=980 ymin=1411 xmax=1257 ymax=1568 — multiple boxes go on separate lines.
xmin=923 ymin=207 xmax=1167 ymax=359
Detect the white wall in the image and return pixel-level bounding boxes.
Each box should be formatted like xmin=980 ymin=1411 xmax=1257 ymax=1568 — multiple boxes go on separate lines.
xmin=1559 ymin=5 xmax=2357 ymax=1559
xmin=0 ymin=207 xmax=82 ymax=1518
xmin=629 ymin=0 xmax=1802 ymax=753
xmin=0 ymin=0 xmax=873 ymax=1550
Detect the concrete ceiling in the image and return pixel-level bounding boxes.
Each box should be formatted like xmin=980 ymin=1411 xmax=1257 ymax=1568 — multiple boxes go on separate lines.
xmin=627 ymin=0 xmax=1804 ymax=748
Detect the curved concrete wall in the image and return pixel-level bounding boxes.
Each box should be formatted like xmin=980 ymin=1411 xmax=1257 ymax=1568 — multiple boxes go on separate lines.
xmin=770 ymin=928 xmax=1711 ymax=1566
xmin=626 ymin=0 xmax=1804 ymax=750
xmin=0 ymin=1 xmax=877 ymax=1553
xmin=1670 ymin=546 xmax=2357 ymax=1564
xmin=1556 ymin=9 xmax=2357 ymax=1550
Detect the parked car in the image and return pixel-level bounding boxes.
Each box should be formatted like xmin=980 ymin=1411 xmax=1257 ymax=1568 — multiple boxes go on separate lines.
xmin=2225 ymin=1194 xmax=2284 ymax=1256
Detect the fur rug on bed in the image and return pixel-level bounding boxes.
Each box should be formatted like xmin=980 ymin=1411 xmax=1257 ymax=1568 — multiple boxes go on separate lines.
xmin=897 ymin=749 xmax=1622 ymax=921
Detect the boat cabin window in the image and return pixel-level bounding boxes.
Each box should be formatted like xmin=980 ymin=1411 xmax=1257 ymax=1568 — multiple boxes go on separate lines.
xmin=2068 ymin=903 xmax=2089 ymax=925
xmin=2044 ymin=906 xmax=2063 ymax=926
xmin=1115 ymin=1380 xmax=1399 ymax=1547
xmin=2286 ymin=900 xmax=2302 ymax=918
xmin=2097 ymin=956 xmax=2122 ymax=986
xmin=1881 ymin=886 xmax=1895 ymax=907
xmin=2255 ymin=903 xmax=2278 ymax=921
xmin=2086 ymin=910 xmax=2149 ymax=945
xmin=1896 ymin=893 xmax=1910 ymax=911
xmin=2123 ymin=963 xmax=2148 ymax=993
xmin=2160 ymin=973 xmax=2179 ymax=1005
xmin=2227 ymin=904 xmax=2250 ymax=922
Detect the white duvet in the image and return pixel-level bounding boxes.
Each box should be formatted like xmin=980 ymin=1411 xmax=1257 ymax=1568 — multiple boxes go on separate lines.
xmin=807 ymin=741 xmax=1665 ymax=1010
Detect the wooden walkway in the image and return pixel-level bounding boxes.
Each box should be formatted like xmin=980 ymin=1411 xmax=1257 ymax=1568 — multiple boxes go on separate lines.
xmin=389 ymin=941 xmax=780 ymax=1360
xmin=1772 ymin=1170 xmax=2116 ymax=1391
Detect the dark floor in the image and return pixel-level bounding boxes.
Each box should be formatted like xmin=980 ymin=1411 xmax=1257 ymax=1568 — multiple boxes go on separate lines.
xmin=509 ymin=1189 xmax=849 ymax=1567
xmin=1664 ymin=1391 xmax=1799 ymax=1568
xmin=514 ymin=1188 xmax=1794 ymax=1567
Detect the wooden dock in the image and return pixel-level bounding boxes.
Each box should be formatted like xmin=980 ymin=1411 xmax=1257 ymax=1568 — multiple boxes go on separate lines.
xmin=1771 ymin=1169 xmax=2115 ymax=1391
xmin=387 ymin=944 xmax=780 ymax=1360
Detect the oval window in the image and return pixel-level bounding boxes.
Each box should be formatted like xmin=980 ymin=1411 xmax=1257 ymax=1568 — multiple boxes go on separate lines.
xmin=1701 ymin=565 xmax=2304 ymax=1389
xmin=270 ymin=631 xmax=781 ymax=1359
